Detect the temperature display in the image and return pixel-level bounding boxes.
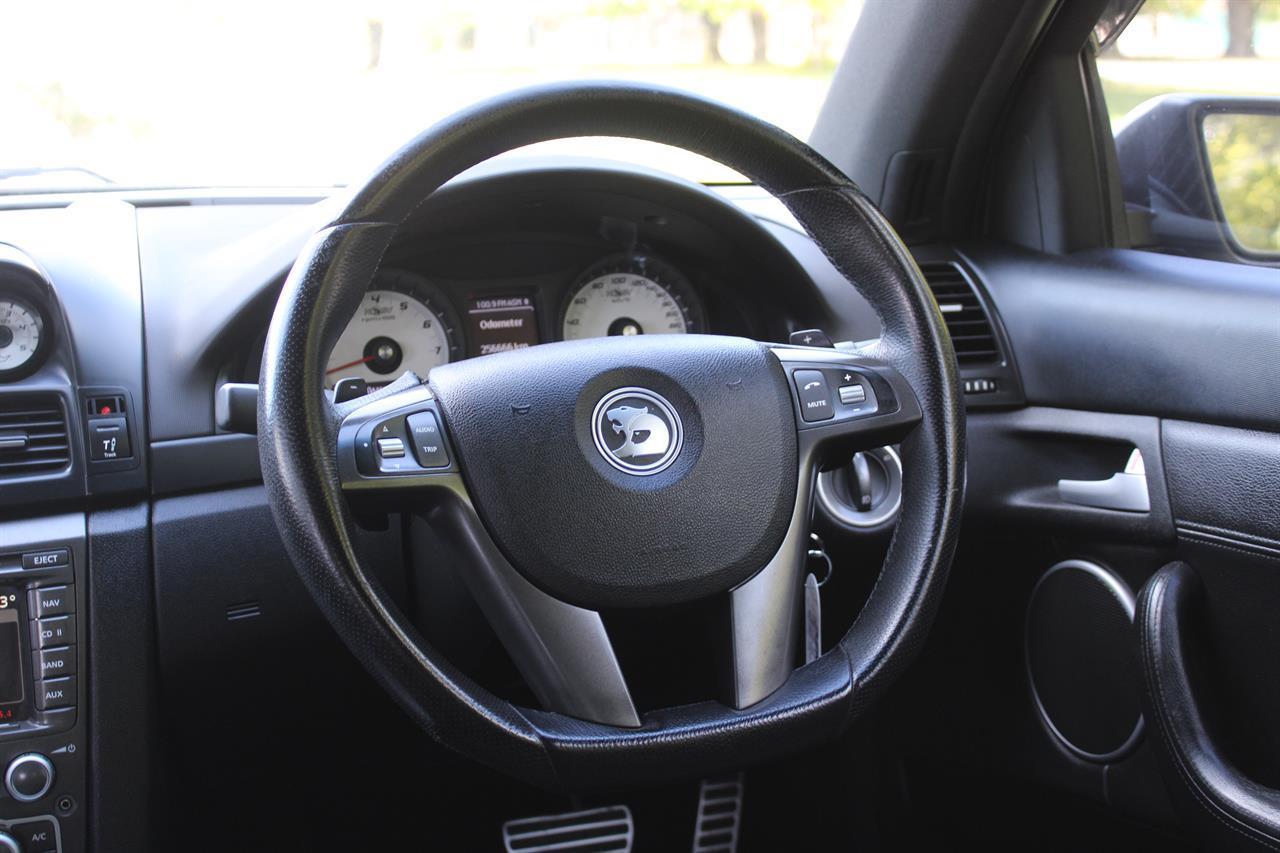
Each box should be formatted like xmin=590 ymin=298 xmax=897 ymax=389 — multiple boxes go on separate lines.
xmin=0 ymin=608 xmax=23 ymax=706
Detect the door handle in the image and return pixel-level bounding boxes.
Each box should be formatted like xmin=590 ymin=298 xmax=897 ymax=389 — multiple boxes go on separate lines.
xmin=1057 ymin=449 xmax=1150 ymax=512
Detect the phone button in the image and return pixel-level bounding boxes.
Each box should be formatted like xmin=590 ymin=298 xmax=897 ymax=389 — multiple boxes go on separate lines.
xmin=793 ymin=370 xmax=834 ymax=422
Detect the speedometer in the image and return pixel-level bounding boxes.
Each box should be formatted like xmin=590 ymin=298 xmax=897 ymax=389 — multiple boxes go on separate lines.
xmin=325 ymin=270 xmax=462 ymax=389
xmin=560 ymin=254 xmax=702 ymax=341
xmin=0 ymin=294 xmax=48 ymax=381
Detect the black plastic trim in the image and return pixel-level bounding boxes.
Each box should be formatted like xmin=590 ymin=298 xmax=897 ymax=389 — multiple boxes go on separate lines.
xmin=149 ymin=434 xmax=261 ymax=496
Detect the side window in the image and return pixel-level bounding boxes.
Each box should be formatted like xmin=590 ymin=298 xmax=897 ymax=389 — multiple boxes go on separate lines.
xmin=1096 ymin=0 xmax=1280 ymax=266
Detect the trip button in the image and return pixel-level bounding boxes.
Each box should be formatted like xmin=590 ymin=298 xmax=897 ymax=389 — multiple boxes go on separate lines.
xmin=32 ymin=616 xmax=75 ymax=649
xmin=793 ymin=370 xmax=834 ymax=422
xmin=35 ymin=676 xmax=75 ymax=710
xmin=406 ymin=412 xmax=450 ymax=468
xmin=34 ymin=646 xmax=75 ymax=679
xmin=29 ymin=585 xmax=73 ymax=618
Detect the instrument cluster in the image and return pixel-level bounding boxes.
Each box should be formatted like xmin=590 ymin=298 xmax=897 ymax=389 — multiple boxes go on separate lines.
xmin=324 ymin=251 xmax=706 ymax=389
xmin=0 ymin=290 xmax=51 ymax=383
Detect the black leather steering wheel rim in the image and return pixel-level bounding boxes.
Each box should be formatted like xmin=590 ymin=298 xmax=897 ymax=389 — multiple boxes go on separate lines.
xmin=258 ymin=81 xmax=965 ymax=789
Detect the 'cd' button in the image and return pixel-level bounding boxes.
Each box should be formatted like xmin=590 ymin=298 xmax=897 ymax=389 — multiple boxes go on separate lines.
xmin=793 ymin=370 xmax=834 ymax=422
xmin=406 ymin=412 xmax=450 ymax=468
xmin=32 ymin=616 xmax=75 ymax=649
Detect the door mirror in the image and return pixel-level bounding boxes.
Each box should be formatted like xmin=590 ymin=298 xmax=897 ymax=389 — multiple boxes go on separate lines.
xmin=1115 ymin=95 xmax=1280 ymax=265
xmin=1202 ymin=112 xmax=1280 ymax=256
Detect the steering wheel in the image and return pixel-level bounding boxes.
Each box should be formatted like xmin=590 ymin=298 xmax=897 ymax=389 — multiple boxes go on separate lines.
xmin=259 ymin=82 xmax=964 ymax=789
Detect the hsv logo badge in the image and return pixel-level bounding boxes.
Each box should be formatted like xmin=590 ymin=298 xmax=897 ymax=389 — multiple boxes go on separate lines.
xmin=591 ymin=388 xmax=683 ymax=476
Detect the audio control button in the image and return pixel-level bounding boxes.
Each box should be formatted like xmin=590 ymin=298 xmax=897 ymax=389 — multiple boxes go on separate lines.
xmin=34 ymin=646 xmax=75 ymax=679
xmin=36 ymin=676 xmax=75 ymax=710
xmin=22 ymin=550 xmax=68 ymax=571
xmin=406 ymin=411 xmax=449 ymax=468
xmin=793 ymin=370 xmax=834 ymax=422
xmin=5 ymin=753 xmax=54 ymax=802
xmin=29 ymin=585 xmax=74 ymax=618
xmin=32 ymin=616 xmax=75 ymax=649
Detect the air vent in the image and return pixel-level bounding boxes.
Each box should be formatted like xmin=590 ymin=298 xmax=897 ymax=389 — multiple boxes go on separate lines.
xmin=0 ymin=394 xmax=70 ymax=475
xmin=921 ymin=263 xmax=1000 ymax=363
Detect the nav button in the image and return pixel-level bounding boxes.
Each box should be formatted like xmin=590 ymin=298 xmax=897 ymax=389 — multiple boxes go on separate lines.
xmin=793 ymin=370 xmax=834 ymax=422
xmin=406 ymin=412 xmax=450 ymax=468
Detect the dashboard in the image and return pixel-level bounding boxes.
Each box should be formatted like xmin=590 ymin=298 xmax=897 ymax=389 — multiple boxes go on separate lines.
xmin=0 ymin=159 xmax=1025 ymax=852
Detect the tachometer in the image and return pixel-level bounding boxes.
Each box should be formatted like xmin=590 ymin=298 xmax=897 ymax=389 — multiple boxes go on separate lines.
xmin=560 ymin=254 xmax=702 ymax=341
xmin=0 ymin=294 xmax=48 ymax=381
xmin=325 ymin=270 xmax=461 ymax=389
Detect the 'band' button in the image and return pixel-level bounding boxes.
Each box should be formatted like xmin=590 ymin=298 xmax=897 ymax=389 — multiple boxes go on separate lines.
xmin=34 ymin=646 xmax=75 ymax=679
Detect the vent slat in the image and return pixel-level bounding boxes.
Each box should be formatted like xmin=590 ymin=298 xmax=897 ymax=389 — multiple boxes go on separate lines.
xmin=0 ymin=394 xmax=71 ymax=475
xmin=921 ymin=263 xmax=1000 ymax=365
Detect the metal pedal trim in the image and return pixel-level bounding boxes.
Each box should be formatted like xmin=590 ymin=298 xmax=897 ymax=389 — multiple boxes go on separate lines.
xmin=692 ymin=773 xmax=744 ymax=853
xmin=503 ymin=804 xmax=634 ymax=852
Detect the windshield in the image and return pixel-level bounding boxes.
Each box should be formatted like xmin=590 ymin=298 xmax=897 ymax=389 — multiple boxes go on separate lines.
xmin=2 ymin=0 xmax=866 ymax=193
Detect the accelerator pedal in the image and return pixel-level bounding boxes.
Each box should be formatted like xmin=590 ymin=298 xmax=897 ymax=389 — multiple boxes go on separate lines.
xmin=503 ymin=805 xmax=634 ymax=852
xmin=692 ymin=773 xmax=744 ymax=852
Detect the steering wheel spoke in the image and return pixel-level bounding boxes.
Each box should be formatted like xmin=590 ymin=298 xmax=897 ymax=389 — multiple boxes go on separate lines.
xmin=724 ymin=346 xmax=922 ymax=709
xmin=335 ymin=382 xmax=464 ymax=497
xmin=335 ymin=378 xmax=641 ymax=728
xmin=420 ymin=491 xmax=642 ymax=728
xmin=770 ymin=344 xmax=923 ymax=461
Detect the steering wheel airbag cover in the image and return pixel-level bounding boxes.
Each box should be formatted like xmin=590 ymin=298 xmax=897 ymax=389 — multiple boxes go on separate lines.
xmin=429 ymin=334 xmax=797 ymax=609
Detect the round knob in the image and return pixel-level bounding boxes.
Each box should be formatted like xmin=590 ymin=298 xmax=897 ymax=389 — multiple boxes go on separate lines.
xmin=0 ymin=831 xmax=18 ymax=853
xmin=5 ymin=752 xmax=54 ymax=802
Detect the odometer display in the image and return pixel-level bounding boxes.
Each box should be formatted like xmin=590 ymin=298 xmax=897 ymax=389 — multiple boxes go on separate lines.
xmin=561 ymin=255 xmax=701 ymax=341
